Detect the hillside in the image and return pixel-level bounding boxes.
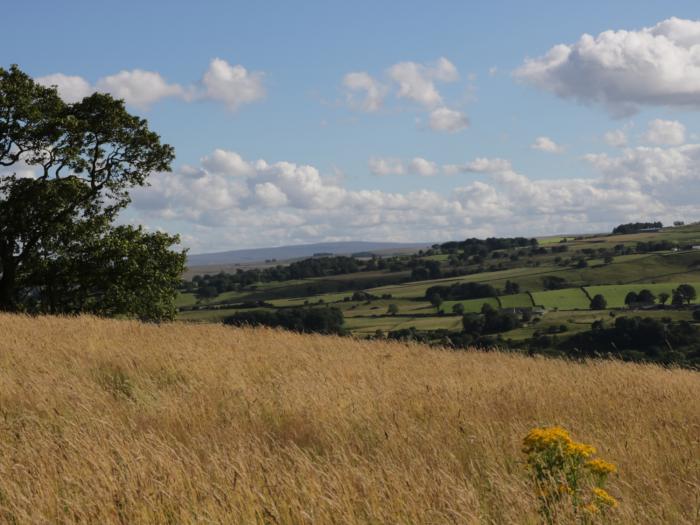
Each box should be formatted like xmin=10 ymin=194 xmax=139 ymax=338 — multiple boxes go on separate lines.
xmin=0 ymin=314 xmax=698 ymax=524
xmin=187 ymin=241 xmax=429 ymax=268
xmin=178 ymin=225 xmax=700 ymax=365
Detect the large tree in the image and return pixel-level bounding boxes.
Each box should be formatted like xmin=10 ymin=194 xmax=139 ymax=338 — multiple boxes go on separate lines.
xmin=0 ymin=65 xmax=185 ymax=320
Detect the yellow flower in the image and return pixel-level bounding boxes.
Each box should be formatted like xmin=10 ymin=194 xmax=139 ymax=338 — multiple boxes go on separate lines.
xmin=592 ymin=487 xmax=618 ymax=508
xmin=586 ymin=458 xmax=617 ymax=475
xmin=566 ymin=441 xmax=596 ymax=458
xmin=584 ymin=503 xmax=599 ymax=514
xmin=522 ymin=426 xmax=573 ymax=453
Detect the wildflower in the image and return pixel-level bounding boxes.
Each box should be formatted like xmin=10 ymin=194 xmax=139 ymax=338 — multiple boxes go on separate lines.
xmin=566 ymin=441 xmax=596 ymax=458
xmin=586 ymin=458 xmax=617 ymax=475
xmin=592 ymin=487 xmax=618 ymax=508
xmin=522 ymin=425 xmax=572 ymax=453
xmin=583 ymin=503 xmax=599 ymax=514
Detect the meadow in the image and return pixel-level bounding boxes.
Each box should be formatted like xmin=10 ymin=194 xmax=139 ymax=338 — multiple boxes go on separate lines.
xmin=0 ymin=314 xmax=698 ymax=524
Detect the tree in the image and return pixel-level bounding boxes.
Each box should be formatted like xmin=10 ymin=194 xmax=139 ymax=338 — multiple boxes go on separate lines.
xmin=387 ymin=303 xmax=399 ymax=316
xmin=658 ymin=292 xmax=670 ymax=305
xmin=452 ymin=303 xmax=465 ymax=315
xmin=676 ymin=284 xmax=697 ymax=305
xmin=637 ymin=289 xmax=656 ymax=305
xmin=0 ymin=65 xmax=184 ymax=320
xmin=504 ymin=280 xmax=520 ymax=294
xmin=624 ymin=291 xmax=638 ymax=308
xmin=429 ymin=293 xmax=443 ymax=312
xmin=590 ymin=294 xmax=607 ymax=310
xmin=672 ymin=291 xmax=685 ymax=308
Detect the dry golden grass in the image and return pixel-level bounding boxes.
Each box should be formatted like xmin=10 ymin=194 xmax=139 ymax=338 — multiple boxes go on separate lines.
xmin=0 ymin=314 xmax=698 ymax=524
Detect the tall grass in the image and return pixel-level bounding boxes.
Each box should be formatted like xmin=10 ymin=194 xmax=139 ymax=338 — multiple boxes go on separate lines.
xmin=0 ymin=314 xmax=697 ymax=523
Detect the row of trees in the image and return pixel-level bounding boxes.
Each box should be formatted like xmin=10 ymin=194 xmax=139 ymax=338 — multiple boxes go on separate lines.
xmin=0 ymin=65 xmax=185 ymax=320
xmin=612 ymin=222 xmax=663 ymax=234
xmin=624 ymin=285 xmax=697 ymax=308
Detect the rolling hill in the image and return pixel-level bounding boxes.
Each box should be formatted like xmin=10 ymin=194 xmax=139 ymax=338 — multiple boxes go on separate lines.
xmin=187 ymin=241 xmax=430 ymax=267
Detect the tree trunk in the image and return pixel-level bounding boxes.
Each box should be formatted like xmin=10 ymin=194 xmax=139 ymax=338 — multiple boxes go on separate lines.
xmin=0 ymin=249 xmax=17 ymax=311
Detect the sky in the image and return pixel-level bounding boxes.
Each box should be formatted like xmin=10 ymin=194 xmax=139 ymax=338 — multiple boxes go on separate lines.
xmin=4 ymin=1 xmax=700 ymax=253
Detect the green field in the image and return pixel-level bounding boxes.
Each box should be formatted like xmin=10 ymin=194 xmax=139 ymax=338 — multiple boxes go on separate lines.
xmin=499 ymin=293 xmax=535 ymax=308
xmin=178 ymin=225 xmax=700 ymax=338
xmin=531 ymin=288 xmax=591 ymax=309
xmin=584 ymin=282 xmax=700 ymax=308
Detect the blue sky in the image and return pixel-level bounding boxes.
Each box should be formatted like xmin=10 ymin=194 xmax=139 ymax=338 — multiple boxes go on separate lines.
xmin=4 ymin=1 xmax=700 ymax=252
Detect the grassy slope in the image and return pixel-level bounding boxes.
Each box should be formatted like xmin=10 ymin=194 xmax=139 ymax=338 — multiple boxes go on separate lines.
xmin=0 ymin=314 xmax=698 ymax=524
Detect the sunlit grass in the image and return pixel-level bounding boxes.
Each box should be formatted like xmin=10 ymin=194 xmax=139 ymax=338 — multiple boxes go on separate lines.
xmin=0 ymin=314 xmax=697 ymax=523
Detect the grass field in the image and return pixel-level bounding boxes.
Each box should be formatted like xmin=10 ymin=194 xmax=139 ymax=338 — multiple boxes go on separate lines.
xmin=584 ymin=282 xmax=700 ymax=308
xmin=0 ymin=314 xmax=698 ymax=524
xmin=499 ymin=292 xmax=535 ymax=309
xmin=531 ymin=288 xmax=591 ymax=309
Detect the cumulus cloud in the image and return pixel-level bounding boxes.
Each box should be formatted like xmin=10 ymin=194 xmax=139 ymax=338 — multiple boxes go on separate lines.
xmin=36 ymin=58 xmax=265 ymax=112
xmin=342 ymin=72 xmax=386 ymax=112
xmin=408 ymin=157 xmax=439 ymax=176
xmin=35 ymin=73 xmax=93 ymax=103
xmin=643 ymin=119 xmax=686 ymax=145
xmin=388 ymin=57 xmax=458 ymax=108
xmin=200 ymin=58 xmax=265 ymax=111
xmin=368 ymin=157 xmax=405 ymax=176
xmin=604 ymin=129 xmax=628 ymax=147
xmin=514 ymin=17 xmax=700 ymax=115
xmin=95 ymin=70 xmax=185 ymax=110
xmin=428 ymin=107 xmax=469 ymax=132
xmin=531 ymin=136 xmax=564 ymax=153
xmin=128 ymin=146 xmax=700 ymax=251
xmin=341 ymin=57 xmax=468 ymax=133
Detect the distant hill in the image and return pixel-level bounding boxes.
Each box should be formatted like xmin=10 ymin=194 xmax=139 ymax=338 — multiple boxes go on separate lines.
xmin=187 ymin=241 xmax=430 ymax=267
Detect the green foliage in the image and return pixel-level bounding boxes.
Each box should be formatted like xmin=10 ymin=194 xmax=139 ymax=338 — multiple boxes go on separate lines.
xmin=523 ymin=426 xmax=617 ymax=521
xmin=589 ymin=294 xmax=607 ymax=310
xmin=0 ymin=65 xmax=183 ymax=321
xmin=224 ymin=307 xmax=345 ymax=335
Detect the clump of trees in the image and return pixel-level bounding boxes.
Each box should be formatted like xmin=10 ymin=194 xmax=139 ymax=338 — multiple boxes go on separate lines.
xmin=0 ymin=65 xmax=185 ymax=321
xmin=224 ymin=307 xmax=345 ymax=335
xmin=462 ymin=303 xmax=521 ymax=336
xmin=542 ymin=276 xmax=569 ymax=290
xmin=425 ymin=282 xmax=498 ymax=301
xmin=612 ymin=222 xmax=663 ymax=234
xmin=561 ymin=316 xmax=700 ymax=366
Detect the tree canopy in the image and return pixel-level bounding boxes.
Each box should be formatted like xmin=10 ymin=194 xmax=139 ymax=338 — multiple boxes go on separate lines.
xmin=0 ymin=65 xmax=185 ymax=320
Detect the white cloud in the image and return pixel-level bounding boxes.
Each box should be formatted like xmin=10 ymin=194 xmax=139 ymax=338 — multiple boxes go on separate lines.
xmin=604 ymin=129 xmax=628 ymax=147
xmin=341 ymin=57 xmax=468 ymax=133
xmin=368 ymin=157 xmax=405 ymax=176
xmin=388 ymin=57 xmax=458 ymax=108
xmin=254 ymin=182 xmax=289 ymax=208
xmin=515 ymin=17 xmax=700 ymax=115
xmin=129 ymin=147 xmax=700 ymax=251
xmin=201 ymin=149 xmax=255 ymax=177
xmin=35 ymin=74 xmax=93 ymax=103
xmin=444 ymin=158 xmax=513 ymax=176
xmin=408 ymin=157 xmax=439 ymax=176
xmin=342 ymin=72 xmax=386 ymax=112
xmin=643 ymin=119 xmax=686 ymax=145
xmin=429 ymin=107 xmax=469 ymax=132
xmin=95 ymin=70 xmax=185 ymax=110
xmin=531 ymin=136 xmax=564 ymax=153
xmin=200 ymin=58 xmax=265 ymax=111
xmin=36 ymin=58 xmax=265 ymax=112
